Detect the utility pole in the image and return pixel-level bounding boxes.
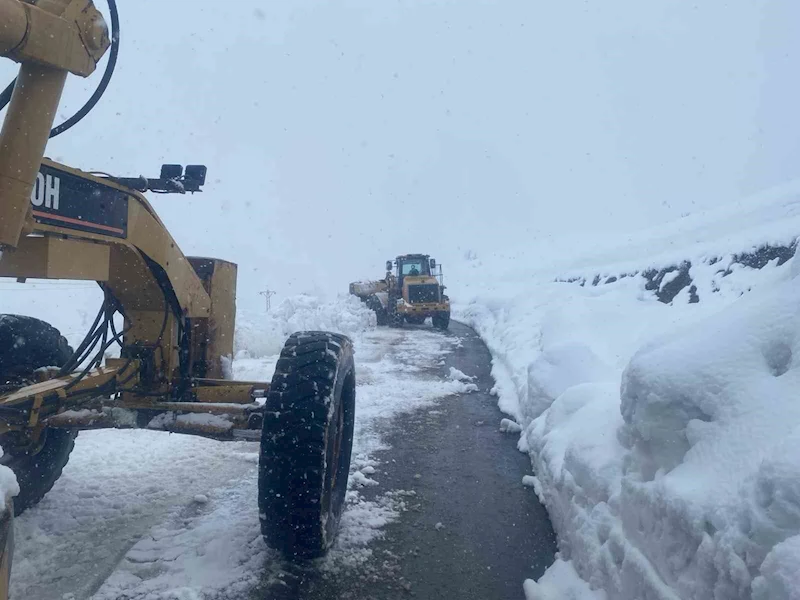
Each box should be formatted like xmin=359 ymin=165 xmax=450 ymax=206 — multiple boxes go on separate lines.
xmin=259 ymin=289 xmax=276 ymax=312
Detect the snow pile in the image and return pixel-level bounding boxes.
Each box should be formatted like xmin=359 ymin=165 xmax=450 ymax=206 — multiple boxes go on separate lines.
xmin=452 ymin=190 xmax=800 ymax=599
xmin=234 ymin=293 xmax=375 ymax=359
xmin=0 ymin=456 xmax=17 ymax=513
xmin=524 ymin=559 xmax=607 ymax=600
xmin=618 ymin=270 xmax=800 ymax=599
xmin=448 ymin=366 xmax=476 ymax=382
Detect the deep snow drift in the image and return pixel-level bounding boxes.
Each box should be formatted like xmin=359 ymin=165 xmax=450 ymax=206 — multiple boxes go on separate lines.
xmin=452 ymin=185 xmax=800 ymax=599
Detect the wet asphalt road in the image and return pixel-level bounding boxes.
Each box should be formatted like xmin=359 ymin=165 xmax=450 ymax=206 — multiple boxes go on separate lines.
xmin=254 ymin=321 xmax=557 ymax=600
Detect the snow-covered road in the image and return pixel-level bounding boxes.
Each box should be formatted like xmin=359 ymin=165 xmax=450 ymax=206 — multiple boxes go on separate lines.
xmin=9 ymin=326 xmax=478 ymax=600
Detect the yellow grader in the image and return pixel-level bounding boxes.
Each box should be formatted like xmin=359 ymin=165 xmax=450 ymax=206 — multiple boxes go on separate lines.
xmin=0 ymin=0 xmax=357 ymax=595
xmin=350 ymin=254 xmax=451 ymax=329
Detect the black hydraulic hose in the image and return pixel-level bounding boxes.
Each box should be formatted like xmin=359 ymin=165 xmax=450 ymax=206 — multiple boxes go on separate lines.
xmin=60 ymin=286 xmax=119 ymax=376
xmin=69 ymin=325 xmax=105 ymax=370
xmin=0 ymin=81 xmax=12 ymax=113
xmin=64 ymin=324 xmax=130 ymax=391
xmin=49 ymin=0 xmax=120 ymax=138
xmin=59 ymin=302 xmax=107 ymax=375
xmin=0 ymin=0 xmax=120 ymax=138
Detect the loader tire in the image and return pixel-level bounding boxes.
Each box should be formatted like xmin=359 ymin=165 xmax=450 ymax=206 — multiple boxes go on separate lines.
xmin=387 ymin=290 xmax=404 ymax=328
xmin=366 ymin=295 xmax=388 ymax=326
xmin=390 ymin=311 xmax=404 ymax=328
xmin=0 ymin=315 xmax=77 ymax=515
xmin=433 ymin=312 xmax=451 ymax=330
xmin=259 ymin=331 xmax=356 ymax=559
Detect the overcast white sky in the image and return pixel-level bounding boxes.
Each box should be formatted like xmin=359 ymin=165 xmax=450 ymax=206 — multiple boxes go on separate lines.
xmin=3 ymin=0 xmax=799 ymax=308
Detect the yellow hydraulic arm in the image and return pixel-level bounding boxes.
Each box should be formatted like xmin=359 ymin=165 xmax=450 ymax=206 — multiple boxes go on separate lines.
xmin=0 ymin=3 xmax=110 ymax=596
xmin=0 ymin=0 xmax=110 ymax=250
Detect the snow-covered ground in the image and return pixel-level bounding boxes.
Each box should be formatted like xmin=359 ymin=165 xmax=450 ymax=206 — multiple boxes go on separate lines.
xmin=452 ymin=184 xmax=800 ymax=599
xmin=7 ymin=295 xmax=474 ymax=600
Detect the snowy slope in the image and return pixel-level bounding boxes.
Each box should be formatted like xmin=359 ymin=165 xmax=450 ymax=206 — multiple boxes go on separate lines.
xmin=452 ymin=184 xmax=800 ymax=599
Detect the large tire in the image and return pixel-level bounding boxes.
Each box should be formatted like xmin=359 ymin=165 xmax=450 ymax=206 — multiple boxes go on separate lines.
xmin=432 ymin=312 xmax=451 ymax=330
xmin=4 ymin=429 xmax=76 ymax=515
xmin=389 ymin=311 xmax=404 ymax=328
xmin=387 ymin=292 xmax=403 ymax=328
xmin=0 ymin=315 xmax=72 ymax=380
xmin=366 ymin=295 xmax=388 ymax=326
xmin=0 ymin=315 xmax=77 ymax=515
xmin=259 ymin=331 xmax=356 ymax=559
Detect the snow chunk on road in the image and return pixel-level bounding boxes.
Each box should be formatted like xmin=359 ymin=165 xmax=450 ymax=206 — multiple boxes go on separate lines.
xmin=499 ymin=418 xmax=522 ymax=433
xmin=524 ymin=559 xmax=607 ymax=600
xmin=445 ymin=367 xmax=479 ymax=393
xmin=350 ymin=470 xmax=378 ymax=487
xmin=448 ymin=367 xmax=475 ymax=382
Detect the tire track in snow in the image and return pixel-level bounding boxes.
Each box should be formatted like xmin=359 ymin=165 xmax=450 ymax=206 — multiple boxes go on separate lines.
xmin=10 ymin=432 xmax=256 ymax=600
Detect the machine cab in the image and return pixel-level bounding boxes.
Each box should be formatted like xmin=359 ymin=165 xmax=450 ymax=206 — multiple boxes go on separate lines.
xmin=388 ymin=254 xmax=443 ymax=305
xmin=395 ymin=255 xmax=433 ymax=278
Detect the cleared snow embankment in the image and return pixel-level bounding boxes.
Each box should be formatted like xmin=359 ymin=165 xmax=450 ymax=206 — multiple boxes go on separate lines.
xmin=453 ymin=186 xmax=800 ymax=599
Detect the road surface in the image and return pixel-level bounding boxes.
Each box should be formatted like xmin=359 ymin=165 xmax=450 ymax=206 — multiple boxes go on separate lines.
xmin=252 ymin=322 xmax=557 ymax=600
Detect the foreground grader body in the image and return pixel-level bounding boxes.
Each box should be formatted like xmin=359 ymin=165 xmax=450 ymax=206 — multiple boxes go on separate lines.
xmin=0 ymin=0 xmax=356 ymax=592
xmin=350 ymin=254 xmax=451 ymax=329
xmin=0 ymin=159 xmax=255 ymax=439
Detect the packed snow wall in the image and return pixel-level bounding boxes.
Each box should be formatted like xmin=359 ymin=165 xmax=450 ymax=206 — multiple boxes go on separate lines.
xmin=453 ymin=191 xmax=800 ymax=599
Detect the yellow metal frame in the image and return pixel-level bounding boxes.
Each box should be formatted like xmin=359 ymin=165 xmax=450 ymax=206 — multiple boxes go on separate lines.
xmin=0 ymin=0 xmax=268 ymax=444
xmin=397 ymin=274 xmax=450 ymax=315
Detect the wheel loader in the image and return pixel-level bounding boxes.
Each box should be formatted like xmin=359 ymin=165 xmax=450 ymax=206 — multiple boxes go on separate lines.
xmin=0 ymin=1 xmax=357 ymax=595
xmin=350 ymin=254 xmax=451 ymax=329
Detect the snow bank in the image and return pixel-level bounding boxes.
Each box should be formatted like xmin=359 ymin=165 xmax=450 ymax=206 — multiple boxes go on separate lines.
xmin=0 ymin=459 xmax=17 ymax=513
xmin=234 ymin=293 xmax=375 ymax=359
xmin=617 ymin=271 xmax=800 ymax=599
xmin=452 ymin=191 xmax=800 ymax=598
xmin=524 ymin=558 xmax=607 ymax=600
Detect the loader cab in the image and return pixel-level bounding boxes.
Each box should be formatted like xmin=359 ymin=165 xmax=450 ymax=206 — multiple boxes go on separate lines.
xmin=400 ymin=260 xmax=430 ymax=277
xmin=396 ymin=256 xmax=432 ymax=277
xmin=394 ymin=255 xmax=432 ymax=288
